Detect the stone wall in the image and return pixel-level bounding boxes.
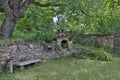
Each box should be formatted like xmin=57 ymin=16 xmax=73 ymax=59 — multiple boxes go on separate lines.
xmin=97 ymin=35 xmax=114 ymax=49
xmin=74 ymin=35 xmax=114 ymax=47
xmin=0 ymin=40 xmax=76 ymax=63
xmin=97 ymin=35 xmax=120 ymax=52
xmin=113 ymin=35 xmax=120 ymax=52
xmin=74 ymin=34 xmax=120 ymax=53
xmin=0 ymin=34 xmax=120 ymax=65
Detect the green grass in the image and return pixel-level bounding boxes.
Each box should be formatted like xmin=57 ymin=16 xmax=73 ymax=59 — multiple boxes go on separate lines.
xmin=12 ymin=31 xmax=35 ymax=40
xmin=0 ymin=31 xmax=35 ymax=42
xmin=0 ymin=54 xmax=120 ymax=80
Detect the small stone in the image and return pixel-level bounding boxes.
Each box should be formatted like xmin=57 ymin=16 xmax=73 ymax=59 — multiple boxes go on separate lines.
xmin=30 ymin=44 xmax=34 ymax=49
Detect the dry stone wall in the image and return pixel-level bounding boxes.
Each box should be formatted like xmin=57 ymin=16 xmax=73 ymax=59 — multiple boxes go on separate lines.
xmin=74 ymin=34 xmax=120 ymax=53
xmin=0 ymin=40 xmax=76 ymax=63
xmin=97 ymin=35 xmax=120 ymax=52
xmin=97 ymin=35 xmax=114 ymax=49
xmin=0 ymin=34 xmax=120 ymax=65
xmin=113 ymin=35 xmax=120 ymax=52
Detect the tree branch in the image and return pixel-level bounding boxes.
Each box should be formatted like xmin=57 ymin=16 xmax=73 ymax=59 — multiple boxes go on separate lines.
xmin=19 ymin=0 xmax=31 ymax=17
xmin=31 ymin=0 xmax=61 ymax=7
xmin=78 ymin=3 xmax=93 ymax=17
xmin=80 ymin=9 xmax=93 ymax=17
xmin=2 ymin=0 xmax=12 ymax=14
xmin=18 ymin=0 xmax=24 ymax=6
xmin=20 ymin=0 xmax=31 ymax=11
xmin=31 ymin=0 xmax=51 ymax=7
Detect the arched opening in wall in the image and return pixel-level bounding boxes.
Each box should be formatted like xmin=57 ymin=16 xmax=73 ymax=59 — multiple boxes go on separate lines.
xmin=61 ymin=40 xmax=68 ymax=48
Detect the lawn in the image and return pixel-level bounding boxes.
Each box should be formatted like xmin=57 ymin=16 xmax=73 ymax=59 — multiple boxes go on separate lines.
xmin=0 ymin=54 xmax=120 ymax=80
xmin=0 ymin=31 xmax=35 ymax=43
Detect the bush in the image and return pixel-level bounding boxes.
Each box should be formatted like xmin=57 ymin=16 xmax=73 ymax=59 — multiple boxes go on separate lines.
xmin=92 ymin=48 xmax=113 ymax=61
xmin=72 ymin=48 xmax=92 ymax=59
xmin=72 ymin=45 xmax=94 ymax=59
xmin=73 ymin=45 xmax=113 ymax=61
xmin=34 ymin=31 xmax=55 ymax=43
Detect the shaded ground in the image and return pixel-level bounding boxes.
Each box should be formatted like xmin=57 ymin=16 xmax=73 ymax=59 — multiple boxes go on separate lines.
xmin=0 ymin=54 xmax=120 ymax=80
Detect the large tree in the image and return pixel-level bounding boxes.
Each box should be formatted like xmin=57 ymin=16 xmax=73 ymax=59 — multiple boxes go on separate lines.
xmin=0 ymin=0 xmax=59 ymax=38
xmin=0 ymin=0 xmax=120 ymax=38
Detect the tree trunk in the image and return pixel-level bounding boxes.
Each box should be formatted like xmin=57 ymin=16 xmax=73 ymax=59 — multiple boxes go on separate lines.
xmin=1 ymin=16 xmax=17 ymax=38
xmin=0 ymin=0 xmax=30 ymax=38
xmin=0 ymin=0 xmax=58 ymax=38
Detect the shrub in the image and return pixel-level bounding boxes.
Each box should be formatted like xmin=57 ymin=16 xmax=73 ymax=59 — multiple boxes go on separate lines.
xmin=92 ymin=48 xmax=113 ymax=61
xmin=34 ymin=31 xmax=55 ymax=43
xmin=72 ymin=45 xmax=93 ymax=59
xmin=73 ymin=45 xmax=113 ymax=61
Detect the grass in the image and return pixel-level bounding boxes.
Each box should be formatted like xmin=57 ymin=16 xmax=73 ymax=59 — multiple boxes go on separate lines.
xmin=0 ymin=31 xmax=35 ymax=42
xmin=0 ymin=31 xmax=120 ymax=80
xmin=0 ymin=54 xmax=120 ymax=80
xmin=12 ymin=31 xmax=35 ymax=40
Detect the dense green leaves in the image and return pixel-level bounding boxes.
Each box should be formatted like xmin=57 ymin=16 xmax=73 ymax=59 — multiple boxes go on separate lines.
xmin=63 ymin=0 xmax=120 ymax=34
xmin=16 ymin=4 xmax=54 ymax=31
xmin=0 ymin=0 xmax=120 ymax=36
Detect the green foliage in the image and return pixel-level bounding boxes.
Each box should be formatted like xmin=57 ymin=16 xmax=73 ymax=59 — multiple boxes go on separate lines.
xmin=0 ymin=0 xmax=120 ymax=39
xmin=14 ymin=0 xmax=120 ymax=37
xmin=15 ymin=4 xmax=57 ymax=42
xmin=34 ymin=30 xmax=55 ymax=43
xmin=0 ymin=36 xmax=2 ymax=40
xmin=74 ymin=35 xmax=101 ymax=48
xmin=92 ymin=48 xmax=113 ymax=61
xmin=0 ymin=13 xmax=4 ymax=27
xmin=73 ymin=45 xmax=113 ymax=61
xmin=12 ymin=31 xmax=34 ymax=40
xmin=16 ymin=5 xmax=54 ymax=32
xmin=64 ymin=0 xmax=120 ymax=34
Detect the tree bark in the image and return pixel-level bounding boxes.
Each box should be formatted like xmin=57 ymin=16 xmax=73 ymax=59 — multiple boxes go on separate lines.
xmin=0 ymin=0 xmax=60 ymax=38
xmin=0 ymin=0 xmax=30 ymax=38
xmin=1 ymin=15 xmax=17 ymax=38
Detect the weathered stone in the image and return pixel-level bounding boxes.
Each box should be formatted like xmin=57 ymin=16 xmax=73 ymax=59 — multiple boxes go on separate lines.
xmin=0 ymin=40 xmax=74 ymax=64
xmin=30 ymin=44 xmax=34 ymax=49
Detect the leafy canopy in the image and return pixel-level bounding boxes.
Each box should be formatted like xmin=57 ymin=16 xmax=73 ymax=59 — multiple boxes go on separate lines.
xmin=1 ymin=0 xmax=120 ymax=35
